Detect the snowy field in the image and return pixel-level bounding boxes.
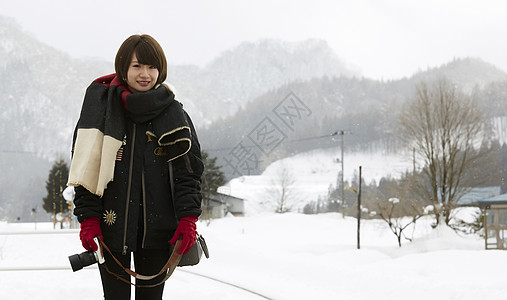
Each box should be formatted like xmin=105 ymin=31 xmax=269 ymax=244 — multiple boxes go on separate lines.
xmin=2 ymin=212 xmax=507 ymax=300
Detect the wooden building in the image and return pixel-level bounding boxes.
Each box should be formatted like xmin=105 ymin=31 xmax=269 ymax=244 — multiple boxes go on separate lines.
xmin=477 ymin=193 xmax=507 ymax=250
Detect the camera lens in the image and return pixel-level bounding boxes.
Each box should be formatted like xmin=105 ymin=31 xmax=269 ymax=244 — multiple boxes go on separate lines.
xmin=69 ymin=251 xmax=98 ymax=272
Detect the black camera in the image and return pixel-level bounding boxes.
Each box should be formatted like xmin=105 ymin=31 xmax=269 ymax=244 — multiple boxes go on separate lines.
xmin=68 ymin=237 xmax=105 ymax=272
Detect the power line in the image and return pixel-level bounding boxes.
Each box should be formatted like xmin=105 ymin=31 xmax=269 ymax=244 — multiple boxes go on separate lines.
xmin=0 ymin=149 xmax=67 ymax=155
xmin=204 ymin=131 xmax=342 ymax=152
xmin=0 ymin=149 xmax=40 ymax=154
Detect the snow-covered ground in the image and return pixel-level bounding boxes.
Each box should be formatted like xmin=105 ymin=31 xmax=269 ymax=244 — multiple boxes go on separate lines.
xmin=1 ymin=211 xmax=507 ymax=300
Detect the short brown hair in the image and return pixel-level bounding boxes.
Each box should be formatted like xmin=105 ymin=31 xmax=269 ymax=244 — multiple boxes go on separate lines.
xmin=115 ymin=34 xmax=167 ymax=86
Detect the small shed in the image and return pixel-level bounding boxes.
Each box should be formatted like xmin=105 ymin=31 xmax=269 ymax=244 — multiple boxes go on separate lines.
xmin=202 ymin=192 xmax=245 ymax=219
xmin=209 ymin=193 xmax=245 ymax=216
xmin=477 ymin=193 xmax=507 ymax=250
xmin=202 ymin=197 xmax=228 ymax=219
xmin=225 ymin=194 xmax=245 ymax=216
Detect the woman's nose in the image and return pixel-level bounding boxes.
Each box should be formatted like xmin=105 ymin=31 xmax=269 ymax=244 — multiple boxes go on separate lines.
xmin=140 ymin=67 xmax=149 ymax=76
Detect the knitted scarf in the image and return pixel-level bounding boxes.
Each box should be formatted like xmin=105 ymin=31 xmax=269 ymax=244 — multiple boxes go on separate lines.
xmin=67 ymin=74 xmax=192 ymax=196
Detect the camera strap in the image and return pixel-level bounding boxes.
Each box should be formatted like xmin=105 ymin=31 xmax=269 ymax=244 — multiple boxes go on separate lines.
xmin=99 ymin=238 xmax=183 ymax=288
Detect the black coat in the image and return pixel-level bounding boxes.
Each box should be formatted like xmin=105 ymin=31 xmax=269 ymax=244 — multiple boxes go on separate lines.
xmin=74 ymin=111 xmax=203 ymax=254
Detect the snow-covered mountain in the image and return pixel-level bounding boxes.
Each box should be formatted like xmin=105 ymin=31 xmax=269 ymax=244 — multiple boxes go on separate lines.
xmin=167 ymin=38 xmax=357 ymax=125
xmin=0 ymin=16 xmax=111 ymax=158
xmin=0 ymin=16 xmax=112 ymax=221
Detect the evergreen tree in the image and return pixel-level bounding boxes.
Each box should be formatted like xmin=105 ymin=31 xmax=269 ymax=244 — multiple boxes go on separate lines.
xmin=201 ymin=151 xmax=226 ymax=198
xmin=42 ymin=159 xmax=69 ymax=218
xmin=201 ymin=151 xmax=226 ymax=220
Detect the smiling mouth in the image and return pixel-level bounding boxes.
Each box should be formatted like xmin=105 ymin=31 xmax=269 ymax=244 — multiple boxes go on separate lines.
xmin=137 ymin=81 xmax=150 ymax=86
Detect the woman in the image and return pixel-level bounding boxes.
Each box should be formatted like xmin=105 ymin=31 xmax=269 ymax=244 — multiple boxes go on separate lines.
xmin=68 ymin=34 xmax=203 ymax=299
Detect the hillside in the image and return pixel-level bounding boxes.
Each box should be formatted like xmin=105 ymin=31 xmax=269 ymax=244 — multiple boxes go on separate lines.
xmin=0 ymin=17 xmax=111 ymax=221
xmin=0 ymin=16 xmax=111 ymax=158
xmin=224 ymin=147 xmax=414 ymax=214
xmin=410 ymin=57 xmax=507 ymax=92
xmin=199 ymin=59 xmax=507 ymax=179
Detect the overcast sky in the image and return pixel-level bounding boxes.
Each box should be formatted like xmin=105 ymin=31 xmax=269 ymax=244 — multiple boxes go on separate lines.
xmin=2 ymin=0 xmax=507 ymax=79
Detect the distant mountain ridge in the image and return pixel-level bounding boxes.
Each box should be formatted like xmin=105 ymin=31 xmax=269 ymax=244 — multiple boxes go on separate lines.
xmin=0 ymin=16 xmax=111 ymax=158
xmin=410 ymin=57 xmax=507 ymax=92
xmin=167 ymin=38 xmax=357 ymax=125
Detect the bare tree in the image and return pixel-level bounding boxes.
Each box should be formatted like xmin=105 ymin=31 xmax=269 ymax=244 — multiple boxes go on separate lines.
xmin=374 ymin=173 xmax=426 ymax=247
xmin=399 ymin=79 xmax=487 ymax=226
xmin=268 ymin=163 xmax=297 ymax=213
xmin=377 ymin=197 xmax=425 ymax=247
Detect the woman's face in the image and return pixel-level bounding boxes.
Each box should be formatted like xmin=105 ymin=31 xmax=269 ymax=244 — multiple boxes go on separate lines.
xmin=126 ymin=52 xmax=159 ymax=93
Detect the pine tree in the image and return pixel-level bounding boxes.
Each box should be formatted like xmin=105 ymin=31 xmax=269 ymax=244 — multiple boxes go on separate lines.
xmin=42 ymin=159 xmax=70 ymax=220
xmin=201 ymin=151 xmax=226 ymax=220
xmin=201 ymin=151 xmax=226 ymax=198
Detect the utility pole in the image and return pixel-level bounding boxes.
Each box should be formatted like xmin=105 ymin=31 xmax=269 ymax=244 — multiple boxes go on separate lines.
xmin=31 ymin=207 xmax=37 ymax=231
xmin=332 ymin=130 xmax=348 ymax=212
xmin=340 ymin=131 xmax=345 ymax=209
xmin=357 ymin=166 xmax=362 ymax=250
xmin=413 ymin=148 xmax=416 ymax=175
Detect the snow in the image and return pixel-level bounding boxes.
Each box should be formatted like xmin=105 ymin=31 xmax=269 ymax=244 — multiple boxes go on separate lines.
xmin=389 ymin=197 xmax=400 ymax=204
xmin=227 ymin=148 xmax=413 ymax=214
xmin=1 ymin=211 xmax=506 ymax=300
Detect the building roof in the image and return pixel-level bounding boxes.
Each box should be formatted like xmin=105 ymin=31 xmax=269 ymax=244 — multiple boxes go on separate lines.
xmin=208 ymin=192 xmax=245 ymax=202
xmin=477 ymin=193 xmax=507 ymax=207
xmin=457 ymin=186 xmax=501 ymax=206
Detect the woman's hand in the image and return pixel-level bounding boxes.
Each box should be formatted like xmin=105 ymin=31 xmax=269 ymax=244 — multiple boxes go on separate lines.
xmin=79 ymin=217 xmax=103 ymax=251
xmin=170 ymin=216 xmax=198 ymax=254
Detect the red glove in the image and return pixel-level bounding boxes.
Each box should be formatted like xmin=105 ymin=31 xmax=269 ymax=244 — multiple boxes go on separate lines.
xmin=79 ymin=217 xmax=103 ymax=251
xmin=170 ymin=216 xmax=198 ymax=255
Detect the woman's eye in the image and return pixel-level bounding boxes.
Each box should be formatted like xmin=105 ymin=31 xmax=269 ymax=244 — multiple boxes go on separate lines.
xmin=149 ymin=65 xmax=157 ymax=69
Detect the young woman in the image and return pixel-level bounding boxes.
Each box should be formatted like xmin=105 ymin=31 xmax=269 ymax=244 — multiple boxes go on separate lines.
xmin=68 ymin=34 xmax=203 ymax=299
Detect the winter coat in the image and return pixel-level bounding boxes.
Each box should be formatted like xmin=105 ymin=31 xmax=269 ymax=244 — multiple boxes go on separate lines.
xmin=73 ymin=111 xmax=203 ymax=254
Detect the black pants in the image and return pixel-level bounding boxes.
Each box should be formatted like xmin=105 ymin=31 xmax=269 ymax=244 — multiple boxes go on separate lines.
xmin=98 ymin=247 xmax=171 ymax=300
